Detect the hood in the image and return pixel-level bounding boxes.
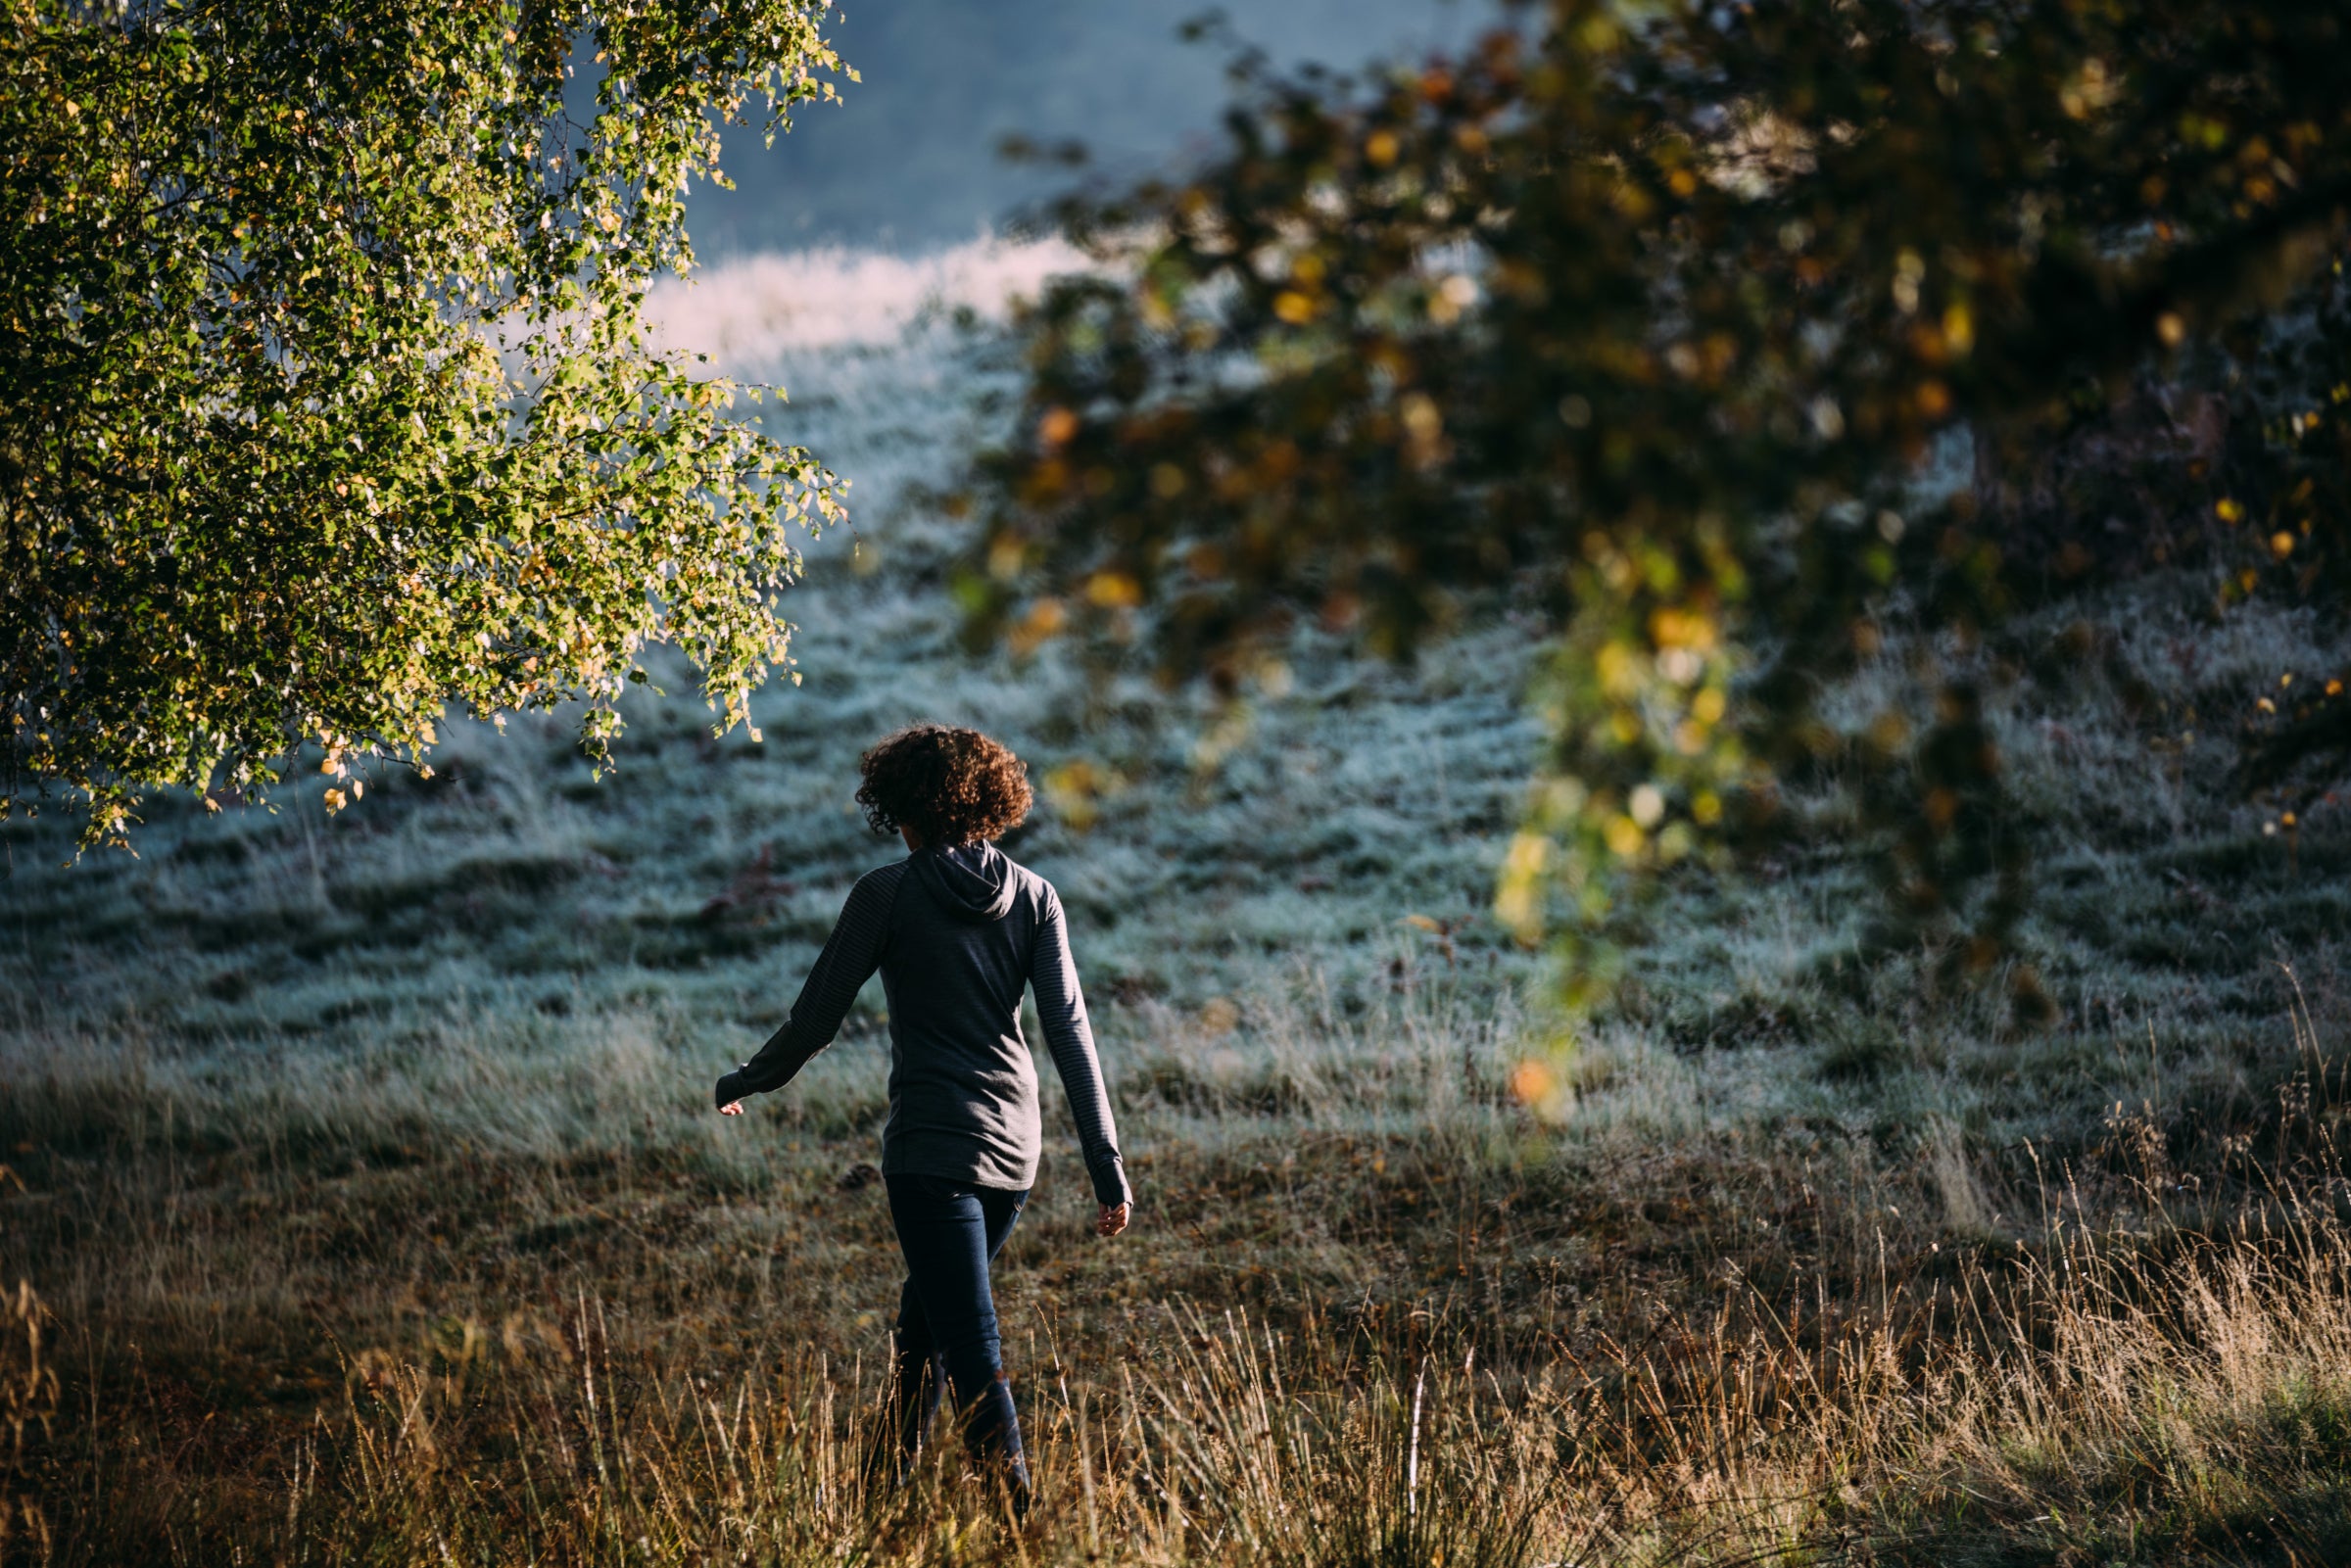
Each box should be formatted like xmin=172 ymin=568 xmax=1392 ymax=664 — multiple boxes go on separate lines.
xmin=911 ymin=840 xmax=1018 ymax=923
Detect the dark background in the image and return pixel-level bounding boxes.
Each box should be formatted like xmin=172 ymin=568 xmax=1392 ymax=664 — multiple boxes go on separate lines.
xmin=687 ymin=0 xmax=1491 ymax=255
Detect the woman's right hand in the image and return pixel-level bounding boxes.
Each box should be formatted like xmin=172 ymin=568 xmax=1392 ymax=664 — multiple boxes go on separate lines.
xmin=1096 ymin=1202 xmax=1129 ymax=1237
xmin=718 ymin=1101 xmax=744 ymax=1117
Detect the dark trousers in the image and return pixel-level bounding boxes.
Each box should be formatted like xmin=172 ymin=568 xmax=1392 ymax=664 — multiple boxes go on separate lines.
xmin=880 ymin=1173 xmax=1030 ymax=1494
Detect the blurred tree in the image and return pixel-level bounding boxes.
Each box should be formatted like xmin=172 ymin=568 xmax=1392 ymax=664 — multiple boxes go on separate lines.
xmin=971 ymin=0 xmax=2351 ymax=1005
xmin=2 ymin=0 xmax=847 ymax=845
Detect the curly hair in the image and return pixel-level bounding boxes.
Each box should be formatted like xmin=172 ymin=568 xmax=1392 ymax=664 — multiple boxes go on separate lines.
xmin=855 ymin=725 xmax=1033 ymax=845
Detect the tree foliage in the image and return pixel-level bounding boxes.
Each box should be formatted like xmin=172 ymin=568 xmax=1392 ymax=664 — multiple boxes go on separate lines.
xmin=2 ymin=0 xmax=847 ymax=843
xmin=973 ymin=0 xmax=2351 ymax=999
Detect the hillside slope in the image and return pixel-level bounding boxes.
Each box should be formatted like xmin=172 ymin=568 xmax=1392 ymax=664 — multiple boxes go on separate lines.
xmin=0 ymin=315 xmax=1542 ymax=1070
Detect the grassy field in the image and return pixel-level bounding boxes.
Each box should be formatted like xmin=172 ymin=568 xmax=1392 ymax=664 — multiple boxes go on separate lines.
xmin=5 ymin=308 xmax=2351 ymax=1565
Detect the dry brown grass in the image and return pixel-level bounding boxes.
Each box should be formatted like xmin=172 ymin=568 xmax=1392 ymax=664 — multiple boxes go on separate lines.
xmin=7 ymin=976 xmax=2351 ymax=1567
xmin=14 ymin=1194 xmax=2351 ymax=1565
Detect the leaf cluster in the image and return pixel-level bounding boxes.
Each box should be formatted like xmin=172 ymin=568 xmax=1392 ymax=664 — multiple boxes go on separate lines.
xmin=971 ymin=0 xmax=2351 ymax=993
xmin=2 ymin=0 xmax=849 ymax=843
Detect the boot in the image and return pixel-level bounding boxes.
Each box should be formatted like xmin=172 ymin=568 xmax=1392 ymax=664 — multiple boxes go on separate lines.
xmin=969 ymin=1371 xmax=1032 ymax=1516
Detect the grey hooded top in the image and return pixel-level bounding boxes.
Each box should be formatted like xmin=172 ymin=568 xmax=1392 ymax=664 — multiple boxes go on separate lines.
xmin=715 ymin=842 xmax=1131 ymax=1208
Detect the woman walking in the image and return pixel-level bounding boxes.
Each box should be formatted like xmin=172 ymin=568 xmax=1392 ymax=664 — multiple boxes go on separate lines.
xmin=714 ymin=725 xmax=1132 ymax=1513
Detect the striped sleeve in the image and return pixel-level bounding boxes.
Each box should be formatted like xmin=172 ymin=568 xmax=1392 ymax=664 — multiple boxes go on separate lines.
xmin=715 ymin=864 xmax=902 ymax=1107
xmin=1029 ymin=881 xmax=1131 ymax=1207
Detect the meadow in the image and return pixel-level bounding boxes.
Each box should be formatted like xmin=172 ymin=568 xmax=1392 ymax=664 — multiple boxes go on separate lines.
xmin=5 ymin=297 xmax=2351 ymax=1565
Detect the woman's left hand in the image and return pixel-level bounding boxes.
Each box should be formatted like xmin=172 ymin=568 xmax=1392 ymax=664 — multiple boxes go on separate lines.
xmin=1096 ymin=1202 xmax=1129 ymax=1237
xmin=718 ymin=1101 xmax=744 ymax=1117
